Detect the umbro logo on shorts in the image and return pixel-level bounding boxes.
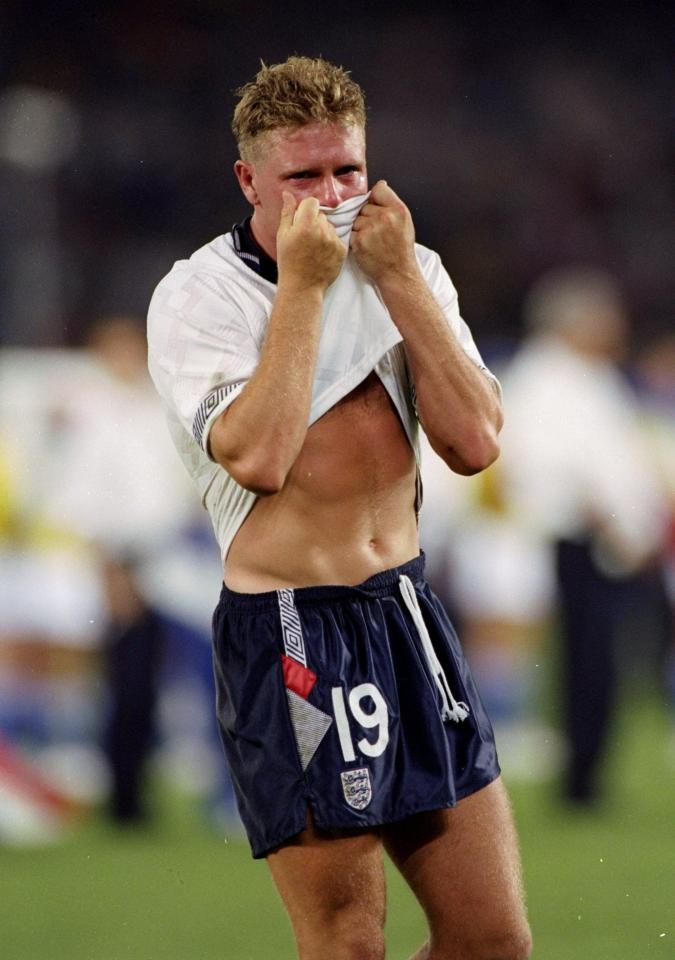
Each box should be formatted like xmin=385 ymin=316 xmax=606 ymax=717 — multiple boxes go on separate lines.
xmin=340 ymin=767 xmax=372 ymax=810
xmin=277 ymin=588 xmax=307 ymax=666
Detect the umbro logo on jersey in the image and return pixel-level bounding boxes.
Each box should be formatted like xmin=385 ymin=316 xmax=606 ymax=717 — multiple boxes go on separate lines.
xmin=192 ymin=382 xmax=244 ymax=445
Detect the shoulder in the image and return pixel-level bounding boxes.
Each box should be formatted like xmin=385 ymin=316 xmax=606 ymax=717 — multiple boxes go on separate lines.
xmin=150 ymin=234 xmax=253 ymax=306
xmin=413 ymin=241 xmax=441 ymax=268
xmin=148 ymin=233 xmax=271 ymax=340
xmin=414 ymin=242 xmax=456 ymax=286
xmin=414 ymin=242 xmax=459 ymax=310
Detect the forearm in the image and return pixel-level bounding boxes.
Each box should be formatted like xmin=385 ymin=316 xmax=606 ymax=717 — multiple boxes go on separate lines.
xmin=209 ymin=281 xmax=323 ymax=493
xmin=350 ymin=181 xmax=501 ymax=474
xmin=378 ymin=270 xmax=503 ymax=474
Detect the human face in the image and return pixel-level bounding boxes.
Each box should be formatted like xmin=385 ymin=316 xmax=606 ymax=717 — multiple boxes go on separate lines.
xmin=234 ymin=121 xmax=367 ymax=258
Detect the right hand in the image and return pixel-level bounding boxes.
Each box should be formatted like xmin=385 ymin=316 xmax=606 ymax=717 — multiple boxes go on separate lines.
xmin=276 ymin=193 xmax=346 ymax=293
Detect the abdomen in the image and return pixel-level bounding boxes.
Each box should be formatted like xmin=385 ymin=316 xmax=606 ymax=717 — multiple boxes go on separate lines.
xmin=226 ymin=373 xmax=419 ymax=589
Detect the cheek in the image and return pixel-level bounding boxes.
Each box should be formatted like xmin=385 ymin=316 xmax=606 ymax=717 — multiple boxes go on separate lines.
xmin=255 ymin=186 xmax=285 ymax=222
xmin=345 ymin=173 xmax=368 ymax=197
xmin=288 ymin=184 xmax=316 ymax=201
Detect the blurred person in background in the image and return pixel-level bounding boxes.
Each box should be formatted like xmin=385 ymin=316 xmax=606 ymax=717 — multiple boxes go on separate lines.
xmin=499 ymin=268 xmax=668 ymax=805
xmin=43 ymin=316 xmax=210 ymax=823
xmin=419 ymin=437 xmax=559 ymax=782
xmin=148 ymin=56 xmax=531 ymax=960
xmin=632 ymin=334 xmax=675 ymax=753
xmin=0 ymin=355 xmax=107 ymax=841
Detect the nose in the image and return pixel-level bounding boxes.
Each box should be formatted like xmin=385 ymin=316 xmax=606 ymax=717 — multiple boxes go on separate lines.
xmin=318 ymin=177 xmax=340 ymax=208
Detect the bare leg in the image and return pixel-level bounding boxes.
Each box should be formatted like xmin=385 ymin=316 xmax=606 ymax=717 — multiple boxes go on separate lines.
xmin=385 ymin=778 xmax=532 ymax=960
xmin=267 ymin=811 xmax=387 ymax=960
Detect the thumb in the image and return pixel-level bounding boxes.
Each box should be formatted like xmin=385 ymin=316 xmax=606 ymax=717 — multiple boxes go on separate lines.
xmin=279 ymin=191 xmax=297 ymax=229
xmin=370 ymin=179 xmax=397 ymax=205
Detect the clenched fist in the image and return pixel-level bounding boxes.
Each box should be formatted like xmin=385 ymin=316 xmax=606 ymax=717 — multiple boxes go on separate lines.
xmin=277 ymin=192 xmax=347 ymax=294
xmin=350 ymin=181 xmax=419 ymax=285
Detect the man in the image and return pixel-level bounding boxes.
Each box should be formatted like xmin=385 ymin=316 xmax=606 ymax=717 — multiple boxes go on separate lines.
xmin=499 ymin=269 xmax=667 ymax=805
xmin=148 ymin=57 xmax=531 ymax=960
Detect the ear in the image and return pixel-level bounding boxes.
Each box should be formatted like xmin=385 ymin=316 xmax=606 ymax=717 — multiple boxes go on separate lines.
xmin=234 ymin=160 xmax=260 ymax=205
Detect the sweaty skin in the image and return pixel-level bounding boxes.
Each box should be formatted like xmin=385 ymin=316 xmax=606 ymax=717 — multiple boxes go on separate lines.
xmin=215 ymin=122 xmax=501 ymax=592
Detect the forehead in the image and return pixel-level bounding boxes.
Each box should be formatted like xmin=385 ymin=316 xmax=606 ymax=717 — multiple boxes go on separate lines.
xmin=258 ymin=122 xmax=366 ymax=170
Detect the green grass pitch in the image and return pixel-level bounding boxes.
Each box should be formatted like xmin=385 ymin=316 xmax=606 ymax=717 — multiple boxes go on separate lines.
xmin=1 ymin=696 xmax=673 ymax=959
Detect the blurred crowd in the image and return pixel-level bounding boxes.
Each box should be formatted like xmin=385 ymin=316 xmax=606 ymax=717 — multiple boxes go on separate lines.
xmin=0 ymin=2 xmax=671 ymax=348
xmin=1 ymin=287 xmax=673 ymax=843
xmin=0 ymin=3 xmax=673 ymax=841
xmin=0 ymin=319 xmax=231 ymax=840
xmin=420 ymin=270 xmax=675 ymax=801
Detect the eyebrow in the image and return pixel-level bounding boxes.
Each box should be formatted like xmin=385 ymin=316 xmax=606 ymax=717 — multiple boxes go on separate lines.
xmin=282 ymin=162 xmax=364 ymax=179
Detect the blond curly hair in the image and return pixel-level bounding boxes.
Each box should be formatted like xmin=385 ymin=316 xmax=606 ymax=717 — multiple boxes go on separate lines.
xmin=232 ymin=56 xmax=366 ymax=161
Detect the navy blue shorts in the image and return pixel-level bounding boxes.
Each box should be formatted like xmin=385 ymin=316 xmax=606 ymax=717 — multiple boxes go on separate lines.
xmin=211 ymin=554 xmax=500 ymax=858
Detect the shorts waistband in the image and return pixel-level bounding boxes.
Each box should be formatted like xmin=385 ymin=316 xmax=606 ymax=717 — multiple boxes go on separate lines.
xmin=219 ymin=553 xmax=425 ymax=610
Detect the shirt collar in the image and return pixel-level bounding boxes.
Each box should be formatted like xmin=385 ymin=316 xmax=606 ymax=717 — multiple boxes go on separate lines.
xmin=231 ymin=193 xmax=371 ymax=282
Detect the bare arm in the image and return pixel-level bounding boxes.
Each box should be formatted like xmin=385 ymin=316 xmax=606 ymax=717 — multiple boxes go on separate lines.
xmin=350 ymin=181 xmax=503 ymax=475
xmin=209 ymin=194 xmax=346 ymax=494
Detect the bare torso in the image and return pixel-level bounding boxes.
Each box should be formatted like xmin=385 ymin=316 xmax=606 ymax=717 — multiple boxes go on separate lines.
xmin=225 ymin=372 xmax=419 ymax=591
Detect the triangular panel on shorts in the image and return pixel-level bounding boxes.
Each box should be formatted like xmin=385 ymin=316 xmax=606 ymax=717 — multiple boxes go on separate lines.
xmin=286 ymin=690 xmax=333 ymax=771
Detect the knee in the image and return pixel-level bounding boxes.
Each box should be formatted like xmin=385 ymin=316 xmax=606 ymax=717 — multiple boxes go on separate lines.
xmin=333 ymin=911 xmax=386 ymax=960
xmin=343 ymin=931 xmax=386 ymax=960
xmin=297 ymin=904 xmax=386 ymax=960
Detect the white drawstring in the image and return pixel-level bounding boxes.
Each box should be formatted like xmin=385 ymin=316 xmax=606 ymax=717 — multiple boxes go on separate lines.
xmin=399 ymin=574 xmax=470 ymax=724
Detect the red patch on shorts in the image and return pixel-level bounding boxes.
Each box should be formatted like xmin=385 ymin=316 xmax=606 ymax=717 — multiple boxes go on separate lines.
xmin=281 ymin=654 xmax=317 ymax=699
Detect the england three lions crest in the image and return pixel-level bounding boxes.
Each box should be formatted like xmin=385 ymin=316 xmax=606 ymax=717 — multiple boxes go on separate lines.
xmin=340 ymin=767 xmax=372 ymax=810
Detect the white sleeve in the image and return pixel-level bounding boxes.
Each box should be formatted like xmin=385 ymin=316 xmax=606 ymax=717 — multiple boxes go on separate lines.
xmin=417 ymin=246 xmax=501 ymax=395
xmin=147 ymin=269 xmax=260 ymax=459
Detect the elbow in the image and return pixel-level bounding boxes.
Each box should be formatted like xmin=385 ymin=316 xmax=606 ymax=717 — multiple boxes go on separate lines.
xmin=451 ymin=404 xmax=503 ymax=474
xmin=457 ymin=434 xmax=501 ymax=475
xmin=435 ymin=426 xmax=501 ymax=476
xmin=209 ymin=420 xmax=289 ymax=495
xmin=224 ymin=455 xmax=288 ymax=496
xmin=425 ymin=390 xmax=504 ymax=476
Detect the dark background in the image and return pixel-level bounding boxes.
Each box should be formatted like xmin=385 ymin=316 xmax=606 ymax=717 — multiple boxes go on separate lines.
xmin=1 ymin=0 xmax=672 ymax=353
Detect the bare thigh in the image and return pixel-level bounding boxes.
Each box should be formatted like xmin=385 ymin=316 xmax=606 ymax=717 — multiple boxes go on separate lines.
xmin=383 ymin=778 xmax=531 ymax=959
xmin=267 ymin=811 xmax=387 ymax=960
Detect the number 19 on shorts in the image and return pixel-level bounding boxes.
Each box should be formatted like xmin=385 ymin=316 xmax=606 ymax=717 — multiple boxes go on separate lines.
xmin=331 ymin=683 xmax=389 ymax=762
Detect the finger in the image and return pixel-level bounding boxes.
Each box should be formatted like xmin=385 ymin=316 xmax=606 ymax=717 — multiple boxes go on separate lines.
xmin=294 ymin=196 xmax=320 ymax=224
xmin=279 ymin=191 xmax=297 ymax=228
xmin=369 ymin=179 xmax=398 ymax=205
xmin=318 ymin=209 xmax=342 ymax=233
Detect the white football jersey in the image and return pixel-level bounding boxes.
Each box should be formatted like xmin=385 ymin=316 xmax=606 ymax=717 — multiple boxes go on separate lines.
xmin=147 ymin=203 xmax=496 ymax=561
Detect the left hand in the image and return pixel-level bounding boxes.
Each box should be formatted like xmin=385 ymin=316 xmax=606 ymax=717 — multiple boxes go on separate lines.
xmin=350 ymin=181 xmax=419 ymax=285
